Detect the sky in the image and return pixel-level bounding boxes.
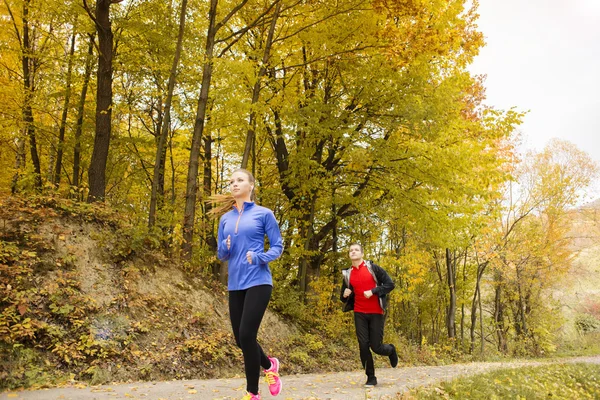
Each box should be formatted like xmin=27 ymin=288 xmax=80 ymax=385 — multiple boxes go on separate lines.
xmin=469 ymin=0 xmax=600 ymax=169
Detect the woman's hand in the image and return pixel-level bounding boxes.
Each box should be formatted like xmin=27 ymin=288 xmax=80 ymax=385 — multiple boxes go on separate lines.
xmin=226 ymin=235 xmax=231 ymax=250
xmin=246 ymin=251 xmax=253 ymax=264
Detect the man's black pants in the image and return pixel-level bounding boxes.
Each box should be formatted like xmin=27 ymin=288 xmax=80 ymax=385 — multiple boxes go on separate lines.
xmin=354 ymin=312 xmax=394 ymax=378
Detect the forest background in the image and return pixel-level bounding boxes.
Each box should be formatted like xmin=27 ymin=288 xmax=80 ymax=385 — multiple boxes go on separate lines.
xmin=1 ymin=0 xmax=600 ymax=390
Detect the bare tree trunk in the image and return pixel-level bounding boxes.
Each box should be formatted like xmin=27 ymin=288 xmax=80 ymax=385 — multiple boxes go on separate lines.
xmin=169 ymin=132 xmax=176 ymax=205
xmin=21 ymin=0 xmax=42 ymax=190
xmin=87 ymin=0 xmax=115 ymax=202
xmin=54 ymin=27 xmax=77 ymax=186
xmin=515 ymin=267 xmax=528 ymax=336
xmin=47 ymin=141 xmax=56 ymax=182
xmin=240 ymin=2 xmax=281 ymax=169
xmin=470 ymin=261 xmax=487 ymax=353
xmin=446 ymin=248 xmax=456 ymax=339
xmin=470 ymin=282 xmax=479 ymax=353
xmin=149 ymin=0 xmax=188 ymax=227
xmin=203 ymin=130 xmax=220 ymax=275
xmin=181 ymin=0 xmax=218 ymax=259
xmin=461 ymin=252 xmax=467 ymax=344
xmin=479 ymin=279 xmax=484 ymax=354
xmin=493 ymin=272 xmax=507 ymax=353
xmin=11 ymin=136 xmax=26 ymax=193
xmin=297 ymin=193 xmax=318 ymax=295
xmin=73 ymin=33 xmax=95 ymax=190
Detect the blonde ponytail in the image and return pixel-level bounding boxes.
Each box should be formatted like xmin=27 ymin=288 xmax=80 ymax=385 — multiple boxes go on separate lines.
xmin=207 ymin=194 xmax=236 ymax=218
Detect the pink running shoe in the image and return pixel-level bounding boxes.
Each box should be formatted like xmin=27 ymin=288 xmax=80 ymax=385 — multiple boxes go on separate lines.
xmin=264 ymin=356 xmax=282 ymax=396
xmin=241 ymin=392 xmax=260 ymax=400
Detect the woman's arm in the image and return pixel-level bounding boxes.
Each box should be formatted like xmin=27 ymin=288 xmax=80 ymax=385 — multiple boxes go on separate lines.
xmin=217 ymin=217 xmax=231 ymax=261
xmin=250 ymin=210 xmax=283 ymax=264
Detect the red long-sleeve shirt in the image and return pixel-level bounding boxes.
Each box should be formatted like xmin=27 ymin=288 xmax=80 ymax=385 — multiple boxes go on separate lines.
xmin=349 ymin=261 xmax=383 ymax=314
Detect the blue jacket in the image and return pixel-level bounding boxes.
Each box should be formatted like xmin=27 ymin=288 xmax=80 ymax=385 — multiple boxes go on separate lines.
xmin=217 ymin=201 xmax=283 ymax=291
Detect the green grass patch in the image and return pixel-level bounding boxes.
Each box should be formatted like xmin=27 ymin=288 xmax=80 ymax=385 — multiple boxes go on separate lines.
xmin=404 ymin=363 xmax=600 ymax=399
xmin=555 ymin=333 xmax=600 ymax=357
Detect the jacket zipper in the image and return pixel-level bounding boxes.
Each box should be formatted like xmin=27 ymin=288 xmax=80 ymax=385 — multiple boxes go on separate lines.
xmin=234 ymin=205 xmax=244 ymax=234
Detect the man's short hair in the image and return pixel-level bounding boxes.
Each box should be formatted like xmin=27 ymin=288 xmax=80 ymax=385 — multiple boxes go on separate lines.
xmin=349 ymin=243 xmax=363 ymax=253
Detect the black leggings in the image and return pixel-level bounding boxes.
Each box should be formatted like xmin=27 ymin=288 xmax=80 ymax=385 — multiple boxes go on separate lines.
xmin=229 ymin=285 xmax=273 ymax=394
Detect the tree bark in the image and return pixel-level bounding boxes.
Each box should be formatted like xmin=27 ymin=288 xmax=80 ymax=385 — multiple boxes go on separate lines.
xmin=493 ymin=271 xmax=508 ymax=353
xmin=181 ymin=0 xmax=218 ymax=259
xmin=87 ymin=0 xmax=115 ymax=202
xmin=149 ymin=0 xmax=188 ymax=227
xmin=21 ymin=0 xmax=42 ymax=190
xmin=297 ymin=194 xmax=317 ymax=295
xmin=446 ymin=248 xmax=457 ymax=339
xmin=470 ymin=261 xmax=487 ymax=353
xmin=240 ymin=2 xmax=280 ymax=169
xmin=203 ymin=131 xmax=221 ymax=278
xmin=11 ymin=136 xmax=26 ymax=194
xmin=479 ymin=275 xmax=484 ymax=354
xmin=461 ymin=252 xmax=467 ymax=343
xmin=73 ymin=33 xmax=95 ymax=191
xmin=515 ymin=266 xmax=528 ymax=337
xmin=54 ymin=28 xmax=77 ymax=186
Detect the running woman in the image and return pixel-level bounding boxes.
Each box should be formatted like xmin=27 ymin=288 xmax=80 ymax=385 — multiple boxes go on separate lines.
xmin=216 ymin=168 xmax=284 ymax=400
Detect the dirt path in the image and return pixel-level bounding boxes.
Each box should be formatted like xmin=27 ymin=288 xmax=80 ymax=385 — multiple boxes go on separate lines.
xmin=2 ymin=356 xmax=599 ymax=400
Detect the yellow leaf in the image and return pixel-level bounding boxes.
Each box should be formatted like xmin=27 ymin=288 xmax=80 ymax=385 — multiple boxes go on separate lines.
xmin=188 ymin=390 xmax=198 ymax=394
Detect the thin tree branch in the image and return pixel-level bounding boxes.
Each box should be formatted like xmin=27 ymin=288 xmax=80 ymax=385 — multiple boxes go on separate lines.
xmin=273 ymin=45 xmax=381 ymax=73
xmin=215 ymin=0 xmax=281 ymax=56
xmin=215 ymin=0 xmax=250 ymax=32
xmin=274 ymin=1 xmax=368 ymax=43
xmin=81 ymin=0 xmax=99 ymax=27
xmin=3 ymin=0 xmax=23 ymax=49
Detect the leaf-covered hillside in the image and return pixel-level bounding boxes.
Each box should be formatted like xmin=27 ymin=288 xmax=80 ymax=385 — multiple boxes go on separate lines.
xmin=0 ymin=196 xmax=354 ymax=390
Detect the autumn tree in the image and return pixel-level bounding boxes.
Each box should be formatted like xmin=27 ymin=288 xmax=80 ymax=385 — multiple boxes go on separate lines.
xmin=491 ymin=139 xmax=598 ymax=354
xmin=84 ymin=0 xmax=122 ymax=202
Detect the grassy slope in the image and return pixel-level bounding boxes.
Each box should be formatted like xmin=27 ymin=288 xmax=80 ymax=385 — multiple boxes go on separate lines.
xmin=402 ymin=363 xmax=600 ymax=399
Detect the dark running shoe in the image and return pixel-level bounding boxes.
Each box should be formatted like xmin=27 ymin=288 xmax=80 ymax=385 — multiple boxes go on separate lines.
xmin=364 ymin=376 xmax=378 ymax=387
xmin=389 ymin=344 xmax=399 ymax=368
